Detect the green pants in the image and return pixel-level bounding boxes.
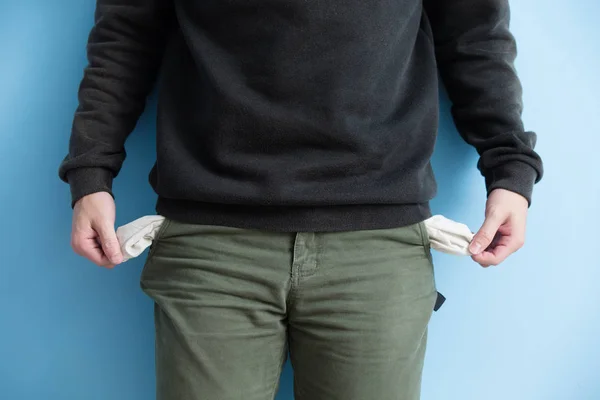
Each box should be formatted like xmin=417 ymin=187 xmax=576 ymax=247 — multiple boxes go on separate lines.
xmin=140 ymin=218 xmax=437 ymax=400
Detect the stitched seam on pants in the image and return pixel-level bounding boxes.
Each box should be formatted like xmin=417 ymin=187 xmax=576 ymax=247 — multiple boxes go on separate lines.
xmin=315 ymin=232 xmax=321 ymax=275
xmin=417 ymin=222 xmax=437 ymax=292
xmin=141 ymin=219 xmax=173 ymax=283
xmin=146 ymin=218 xmax=172 ymax=262
xmin=287 ymin=233 xmax=302 ymax=307
xmin=299 ymin=233 xmax=319 ymax=278
xmin=418 ymin=221 xmax=433 ymax=265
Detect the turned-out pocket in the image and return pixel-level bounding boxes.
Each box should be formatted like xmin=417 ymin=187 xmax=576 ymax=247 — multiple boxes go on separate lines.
xmin=142 ymin=217 xmax=172 ymax=267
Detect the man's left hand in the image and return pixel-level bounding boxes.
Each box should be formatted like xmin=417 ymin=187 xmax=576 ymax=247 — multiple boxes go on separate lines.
xmin=469 ymin=188 xmax=529 ymax=267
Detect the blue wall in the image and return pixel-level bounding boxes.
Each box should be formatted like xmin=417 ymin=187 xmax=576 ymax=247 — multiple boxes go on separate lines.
xmin=1 ymin=1 xmax=598 ymax=399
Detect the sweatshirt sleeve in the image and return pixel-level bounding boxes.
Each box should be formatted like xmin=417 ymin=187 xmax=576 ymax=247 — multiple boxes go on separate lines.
xmin=423 ymin=0 xmax=543 ymax=205
xmin=58 ymin=0 xmax=174 ymax=207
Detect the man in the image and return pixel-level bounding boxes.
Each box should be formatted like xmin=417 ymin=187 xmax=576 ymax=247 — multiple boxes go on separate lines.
xmin=59 ymin=0 xmax=543 ymax=399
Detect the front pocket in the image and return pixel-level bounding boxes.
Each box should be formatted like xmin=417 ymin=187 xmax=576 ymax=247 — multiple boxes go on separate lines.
xmin=417 ymin=221 xmax=433 ymax=264
xmin=144 ymin=217 xmax=172 ymax=264
xmin=417 ymin=221 xmax=438 ymax=306
xmin=140 ymin=218 xmax=172 ymax=289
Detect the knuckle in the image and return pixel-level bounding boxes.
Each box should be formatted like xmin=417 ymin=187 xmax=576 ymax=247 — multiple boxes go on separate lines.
xmin=102 ymin=248 xmax=118 ymax=258
xmin=71 ymin=236 xmax=83 ymax=251
xmin=478 ymin=231 xmax=494 ymax=243
xmin=494 ymin=255 xmax=508 ymax=265
xmin=80 ymin=249 xmax=97 ymax=261
xmin=102 ymin=238 xmax=118 ymax=249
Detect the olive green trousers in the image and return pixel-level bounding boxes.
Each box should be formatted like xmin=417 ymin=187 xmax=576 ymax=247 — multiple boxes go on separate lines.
xmin=141 ymin=218 xmax=437 ymax=400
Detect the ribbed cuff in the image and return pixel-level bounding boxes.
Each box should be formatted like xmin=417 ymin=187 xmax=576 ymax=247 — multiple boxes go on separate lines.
xmin=66 ymin=167 xmax=115 ymax=208
xmin=485 ymin=161 xmax=539 ymax=206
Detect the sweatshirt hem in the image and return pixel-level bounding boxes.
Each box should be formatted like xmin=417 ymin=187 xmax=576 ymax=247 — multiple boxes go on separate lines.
xmin=155 ymin=197 xmax=432 ymax=233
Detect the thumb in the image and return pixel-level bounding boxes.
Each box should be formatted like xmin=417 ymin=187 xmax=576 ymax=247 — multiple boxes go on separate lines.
xmin=470 ymin=212 xmax=503 ymax=255
xmin=95 ymin=222 xmax=124 ymax=265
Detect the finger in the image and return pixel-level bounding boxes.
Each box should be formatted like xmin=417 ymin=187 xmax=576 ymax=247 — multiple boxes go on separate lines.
xmin=72 ymin=235 xmax=115 ymax=267
xmin=470 ymin=210 xmax=505 ymax=255
xmin=94 ymin=222 xmax=124 ymax=265
xmin=84 ymin=247 xmax=117 ymax=269
xmin=89 ymin=239 xmax=118 ymax=268
xmin=495 ymin=232 xmax=525 ymax=252
xmin=472 ymin=245 xmax=511 ymax=267
xmin=472 ymin=230 xmax=524 ymax=267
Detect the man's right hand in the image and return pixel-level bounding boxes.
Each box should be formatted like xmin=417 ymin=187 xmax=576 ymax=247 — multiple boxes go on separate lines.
xmin=71 ymin=192 xmax=123 ymax=268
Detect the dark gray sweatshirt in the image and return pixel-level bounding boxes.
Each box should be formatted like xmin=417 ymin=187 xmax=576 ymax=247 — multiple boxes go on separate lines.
xmin=58 ymin=0 xmax=543 ymax=232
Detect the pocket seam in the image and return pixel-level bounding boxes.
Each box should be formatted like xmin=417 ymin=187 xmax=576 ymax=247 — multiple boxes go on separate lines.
xmin=145 ymin=218 xmax=172 ymax=263
xmin=418 ymin=221 xmax=433 ymax=264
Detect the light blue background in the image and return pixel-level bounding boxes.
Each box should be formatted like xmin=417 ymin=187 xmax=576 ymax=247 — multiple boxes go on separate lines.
xmin=1 ymin=1 xmax=598 ymax=399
